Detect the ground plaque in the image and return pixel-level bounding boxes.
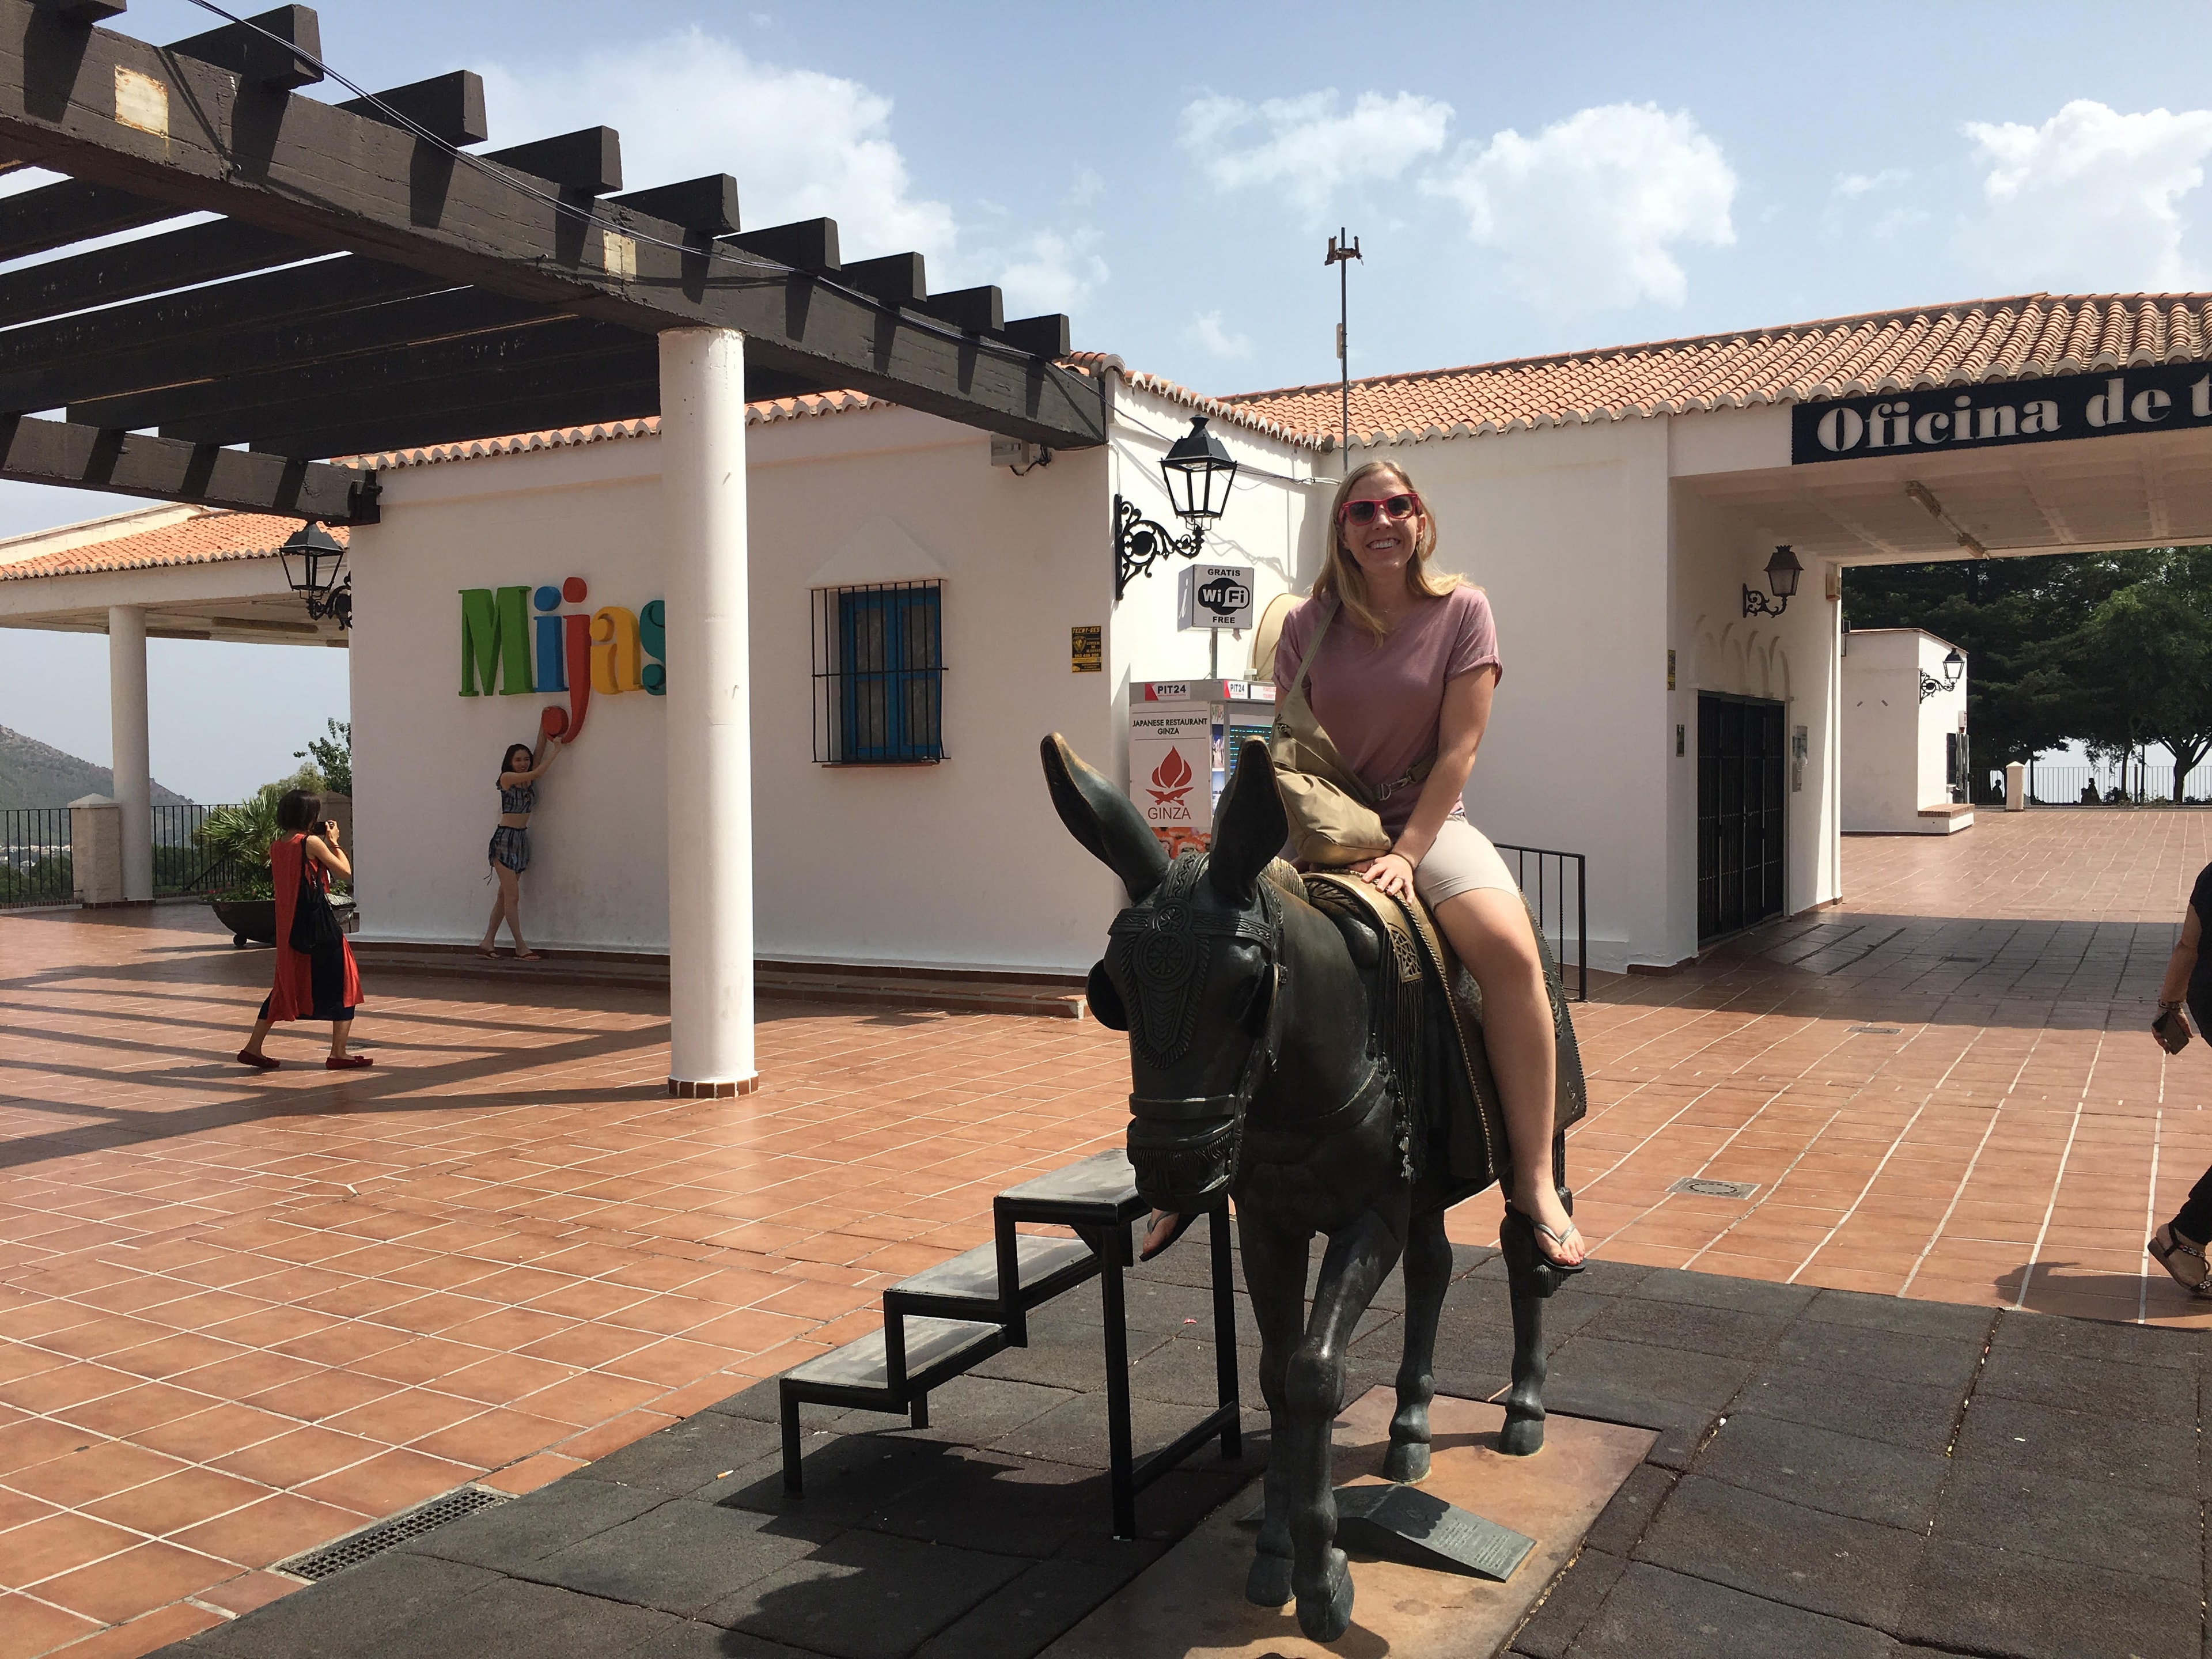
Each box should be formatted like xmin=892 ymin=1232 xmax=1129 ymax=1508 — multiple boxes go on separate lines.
xmin=1045 ymin=1387 xmax=1655 ymax=1659
xmin=1332 ymin=1482 xmax=1536 ymax=1580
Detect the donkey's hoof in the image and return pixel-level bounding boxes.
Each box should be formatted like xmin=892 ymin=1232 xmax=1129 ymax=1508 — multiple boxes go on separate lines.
xmin=1294 ymin=1550 xmax=1353 ymax=1643
xmin=1245 ymin=1550 xmax=1293 ymax=1608
xmin=1499 ymin=1413 xmax=1546 ymax=1457
xmin=1382 ymin=1438 xmax=1431 ymax=1483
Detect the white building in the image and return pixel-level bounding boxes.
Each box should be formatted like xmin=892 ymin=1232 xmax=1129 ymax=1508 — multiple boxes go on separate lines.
xmin=1840 ymin=629 xmax=1972 ymax=834
xmin=10 ymin=291 xmax=2212 ymax=1006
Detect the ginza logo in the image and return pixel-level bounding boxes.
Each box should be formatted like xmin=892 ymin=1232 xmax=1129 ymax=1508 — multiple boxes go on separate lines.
xmin=1790 ymin=363 xmax=2212 ymax=465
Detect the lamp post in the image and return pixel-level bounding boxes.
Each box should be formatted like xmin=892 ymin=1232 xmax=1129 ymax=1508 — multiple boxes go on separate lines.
xmin=1941 ymin=647 xmax=1964 ymax=688
xmin=278 ymin=523 xmax=351 ymax=629
xmin=1113 ymin=415 xmax=1240 ymax=601
xmin=1741 ymin=544 xmax=1802 ymax=619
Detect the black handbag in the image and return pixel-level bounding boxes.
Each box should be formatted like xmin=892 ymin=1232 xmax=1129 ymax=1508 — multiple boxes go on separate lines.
xmin=289 ymin=853 xmax=343 ymax=953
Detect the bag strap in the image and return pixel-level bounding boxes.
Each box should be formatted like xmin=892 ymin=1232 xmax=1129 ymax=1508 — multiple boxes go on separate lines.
xmin=1278 ymin=596 xmax=1341 ymax=718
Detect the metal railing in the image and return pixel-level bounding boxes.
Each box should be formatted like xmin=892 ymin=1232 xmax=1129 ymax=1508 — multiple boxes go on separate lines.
xmin=2010 ymin=762 xmax=2212 ymax=806
xmin=153 ymin=803 xmax=243 ymax=895
xmin=1493 ymin=842 xmax=1588 ymax=1002
xmin=0 ymin=808 xmax=73 ymax=907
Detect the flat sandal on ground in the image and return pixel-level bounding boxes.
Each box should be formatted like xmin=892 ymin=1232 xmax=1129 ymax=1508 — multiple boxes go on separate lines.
xmin=2149 ymin=1227 xmax=2212 ymax=1297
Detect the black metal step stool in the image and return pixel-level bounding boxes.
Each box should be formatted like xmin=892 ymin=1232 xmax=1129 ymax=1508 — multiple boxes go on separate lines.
xmin=778 ymin=1147 xmax=1240 ymax=1539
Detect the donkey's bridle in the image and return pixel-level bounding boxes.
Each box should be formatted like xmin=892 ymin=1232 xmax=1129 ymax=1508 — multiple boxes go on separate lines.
xmin=1110 ymin=857 xmax=1285 ymax=1203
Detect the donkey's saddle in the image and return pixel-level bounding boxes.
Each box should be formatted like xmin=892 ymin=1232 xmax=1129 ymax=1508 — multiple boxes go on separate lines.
xmin=1301 ymin=871 xmax=1587 ymax=1185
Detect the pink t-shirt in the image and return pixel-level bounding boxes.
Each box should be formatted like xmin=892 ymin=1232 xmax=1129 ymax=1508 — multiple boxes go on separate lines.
xmin=1275 ymin=585 xmax=1502 ymax=835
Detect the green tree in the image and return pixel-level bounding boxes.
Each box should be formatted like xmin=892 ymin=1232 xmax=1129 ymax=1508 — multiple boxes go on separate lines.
xmin=294 ymin=719 xmax=351 ymax=797
xmin=2069 ymin=548 xmax=2212 ymax=802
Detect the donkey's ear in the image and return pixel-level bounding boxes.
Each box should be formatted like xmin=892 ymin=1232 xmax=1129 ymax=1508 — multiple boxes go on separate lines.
xmin=1041 ymin=733 xmax=1169 ymax=903
xmin=1210 ymin=738 xmax=1288 ymax=904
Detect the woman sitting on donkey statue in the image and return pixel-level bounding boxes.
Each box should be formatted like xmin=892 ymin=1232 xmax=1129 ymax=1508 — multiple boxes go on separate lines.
xmin=1042 ymin=457 xmax=1586 ymax=1644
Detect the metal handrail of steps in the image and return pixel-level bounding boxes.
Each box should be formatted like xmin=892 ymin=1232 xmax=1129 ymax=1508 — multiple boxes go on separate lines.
xmin=777 ymin=1147 xmax=1241 ymax=1540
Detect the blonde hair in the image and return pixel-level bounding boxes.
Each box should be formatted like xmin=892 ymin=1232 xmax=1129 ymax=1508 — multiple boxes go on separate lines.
xmin=1315 ymin=460 xmax=1461 ymax=637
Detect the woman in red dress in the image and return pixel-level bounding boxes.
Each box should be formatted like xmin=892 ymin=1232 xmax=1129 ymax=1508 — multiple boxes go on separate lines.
xmin=236 ymin=789 xmax=369 ymax=1070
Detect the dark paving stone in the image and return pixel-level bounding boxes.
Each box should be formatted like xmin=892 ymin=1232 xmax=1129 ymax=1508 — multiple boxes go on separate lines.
xmin=708 ymin=1528 xmax=1028 ymax=1659
xmin=1994 ymin=1307 xmax=2199 ymax=1373
xmin=1695 ymin=1413 xmax=1946 ymax=1531
xmin=1126 ymin=1329 xmax=1258 ymax=1410
xmin=1509 ymin=1547 xmax=1626 ymax=1659
xmin=884 ymin=1376 xmax=1080 ymax=1448
xmin=831 ymin=1448 xmax=1106 ymax=1560
xmin=1584 ymin=1464 xmax=1676 ymax=1557
xmin=525 ymin=1496 xmax=838 ymax=1617
xmin=966 ymin=1323 xmax=1176 ymax=1392
xmin=1563 ymin=1560 xmax=1895 ymax=1659
xmin=912 ymin=1548 xmax=1163 ymax=1659
xmin=985 ymin=1386 xmax=1251 ymax=1473
xmin=1635 ymin=1267 xmax=1819 ymax=1319
xmin=1548 ymin=1335 xmax=1753 ymax=1412
xmin=1582 ymin=1296 xmax=1794 ymax=1359
xmin=577 ymin=1410 xmax=785 ymax=1494
xmin=1802 ymin=1289 xmax=1996 ymax=1345
xmin=1932 ymin=1462 xmax=2200 ymax=1584
xmin=1770 ymin=1321 xmax=1983 ymax=1393
xmin=706 ymin=1432 xmax=963 ymax=1525
xmin=1952 ymin=1393 xmax=2196 ymax=1496
xmin=1978 ymin=1337 xmax=2196 ymax=1425
xmin=168 ymin=1557 xmax=503 ymax=1659
xmin=711 ymin=1378 xmax=785 ymax=1425
xmin=1734 ymin=1362 xmax=1964 ymax=1456
xmin=614 ymin=1622 xmax=819 ymax=1659
xmin=365 ymin=1577 xmax=691 ymax=1659
xmin=1474 ymin=1255 xmax=1653 ymax=1298
xmin=403 ymin=1476 xmax=668 ymax=1571
xmin=1899 ymin=1537 xmax=2200 ymax=1659
xmin=1634 ymin=1474 xmax=1921 ymax=1627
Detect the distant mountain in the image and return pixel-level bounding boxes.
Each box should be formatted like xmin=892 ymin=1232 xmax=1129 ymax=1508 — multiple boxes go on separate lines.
xmin=0 ymin=724 xmax=191 ymax=809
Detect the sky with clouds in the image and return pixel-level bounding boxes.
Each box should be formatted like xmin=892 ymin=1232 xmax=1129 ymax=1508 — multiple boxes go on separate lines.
xmin=6 ymin=0 xmax=2212 ymax=799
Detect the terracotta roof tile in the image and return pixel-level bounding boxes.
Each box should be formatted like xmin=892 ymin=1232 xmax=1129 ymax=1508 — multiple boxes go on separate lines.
xmin=0 ymin=510 xmax=339 ymax=582
xmin=349 ymin=392 xmax=884 ymax=470
xmin=1221 ymin=292 xmax=2212 ymax=446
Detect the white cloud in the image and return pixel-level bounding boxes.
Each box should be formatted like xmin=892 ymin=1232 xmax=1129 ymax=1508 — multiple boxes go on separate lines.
xmin=1180 ymin=89 xmax=1452 ymax=218
xmin=1426 ymin=103 xmax=1736 ymax=309
xmin=1183 ymin=310 xmax=1253 ymax=360
xmin=997 ymin=228 xmax=1109 ymax=316
xmin=1835 ymin=168 xmax=1911 ymax=199
xmin=1959 ymin=100 xmax=2212 ymax=289
xmin=483 ymin=29 xmax=956 ymax=267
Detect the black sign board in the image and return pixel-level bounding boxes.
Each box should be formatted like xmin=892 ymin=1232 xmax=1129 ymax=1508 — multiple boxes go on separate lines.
xmin=1790 ymin=361 xmax=2212 ymax=465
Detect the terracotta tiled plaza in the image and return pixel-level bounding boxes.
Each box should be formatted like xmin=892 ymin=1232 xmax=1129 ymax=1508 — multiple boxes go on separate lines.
xmin=3 ymin=806 xmax=2209 ymax=1659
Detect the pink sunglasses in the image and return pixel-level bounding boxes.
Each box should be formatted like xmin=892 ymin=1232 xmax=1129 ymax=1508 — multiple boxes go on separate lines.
xmin=1337 ymin=491 xmax=1423 ymax=527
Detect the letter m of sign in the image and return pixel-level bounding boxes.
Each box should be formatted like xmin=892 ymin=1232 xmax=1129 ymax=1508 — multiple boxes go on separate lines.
xmin=459 ymin=587 xmax=535 ymax=696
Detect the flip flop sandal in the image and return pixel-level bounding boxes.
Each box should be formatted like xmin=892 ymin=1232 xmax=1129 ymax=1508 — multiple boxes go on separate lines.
xmin=1139 ymin=1210 xmax=1199 ymax=1263
xmin=2149 ymin=1228 xmax=2212 ymax=1297
xmin=1505 ymin=1207 xmax=1589 ymax=1275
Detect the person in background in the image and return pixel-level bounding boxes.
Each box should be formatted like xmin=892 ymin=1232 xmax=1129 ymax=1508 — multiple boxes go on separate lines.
xmin=2149 ymin=861 xmax=2212 ymax=1296
xmin=480 ymin=736 xmax=557 ymax=960
xmin=237 ymin=789 xmax=367 ymax=1070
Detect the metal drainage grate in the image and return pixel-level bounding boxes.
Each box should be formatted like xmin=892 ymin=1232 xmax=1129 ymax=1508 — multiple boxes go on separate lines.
xmin=1849 ymin=1025 xmax=1903 ymax=1035
xmin=274 ymin=1485 xmax=512 ymax=1581
xmin=1668 ymin=1177 xmax=1759 ymax=1201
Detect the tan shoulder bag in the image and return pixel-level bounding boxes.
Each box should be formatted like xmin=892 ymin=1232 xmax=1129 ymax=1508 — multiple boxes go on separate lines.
xmin=1268 ymin=599 xmax=1431 ymax=867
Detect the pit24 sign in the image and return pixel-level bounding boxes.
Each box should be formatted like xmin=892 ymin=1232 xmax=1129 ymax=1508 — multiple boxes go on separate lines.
xmin=1791 ymin=361 xmax=2212 ymax=464
xmin=459 ymin=578 xmax=665 ymax=744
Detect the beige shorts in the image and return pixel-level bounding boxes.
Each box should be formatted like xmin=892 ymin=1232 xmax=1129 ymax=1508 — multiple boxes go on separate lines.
xmin=1412 ymin=816 xmax=1520 ymax=908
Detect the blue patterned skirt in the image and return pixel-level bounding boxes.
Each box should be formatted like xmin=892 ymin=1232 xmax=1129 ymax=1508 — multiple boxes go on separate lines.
xmin=488 ymin=824 xmax=531 ymax=874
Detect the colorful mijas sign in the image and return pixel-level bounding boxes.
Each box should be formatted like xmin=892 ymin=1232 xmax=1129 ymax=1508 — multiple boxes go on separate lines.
xmin=459 ymin=578 xmax=665 ymax=743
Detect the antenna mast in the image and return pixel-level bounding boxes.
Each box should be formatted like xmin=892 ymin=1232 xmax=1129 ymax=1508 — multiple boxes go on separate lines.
xmin=1324 ymin=228 xmax=1362 ymax=464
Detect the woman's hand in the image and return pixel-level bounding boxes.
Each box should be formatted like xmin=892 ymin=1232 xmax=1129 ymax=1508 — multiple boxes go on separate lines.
xmin=1353 ymin=850 xmax=1416 ymax=900
xmin=321 ymin=820 xmax=341 ymax=845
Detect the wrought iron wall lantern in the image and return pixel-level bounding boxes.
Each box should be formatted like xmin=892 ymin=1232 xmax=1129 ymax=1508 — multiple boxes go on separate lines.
xmin=279 ymin=522 xmax=352 ymax=629
xmin=1113 ymin=415 xmax=1240 ymax=601
xmin=1918 ymin=647 xmax=1965 ymax=701
xmin=1741 ymin=544 xmax=1803 ymax=618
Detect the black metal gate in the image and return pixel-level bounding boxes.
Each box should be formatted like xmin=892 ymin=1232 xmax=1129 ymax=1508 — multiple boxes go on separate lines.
xmin=1697 ymin=692 xmax=1786 ymax=941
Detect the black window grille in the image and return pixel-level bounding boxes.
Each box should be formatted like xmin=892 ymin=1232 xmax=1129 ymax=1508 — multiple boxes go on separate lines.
xmin=811 ymin=581 xmax=946 ymax=763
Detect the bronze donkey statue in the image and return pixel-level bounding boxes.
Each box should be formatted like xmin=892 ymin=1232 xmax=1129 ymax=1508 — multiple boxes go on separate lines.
xmin=1043 ymin=733 xmax=1585 ymax=1643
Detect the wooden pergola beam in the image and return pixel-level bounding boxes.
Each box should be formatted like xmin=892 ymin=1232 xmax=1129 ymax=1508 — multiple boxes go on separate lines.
xmin=0 ymin=176 xmax=179 ymax=260
xmin=0 ymin=412 xmax=376 ymax=520
xmin=0 ymin=216 xmax=318 ymax=330
xmin=41 ymin=285 xmax=559 ymax=416
xmin=0 ymin=3 xmax=1103 ymax=448
xmin=250 ymin=375 xmax=666 ymax=464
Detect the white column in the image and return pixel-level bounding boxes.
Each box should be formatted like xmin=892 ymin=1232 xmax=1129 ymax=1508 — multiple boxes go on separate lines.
xmin=107 ymin=604 xmax=152 ymax=903
xmin=659 ymin=327 xmax=756 ymax=1096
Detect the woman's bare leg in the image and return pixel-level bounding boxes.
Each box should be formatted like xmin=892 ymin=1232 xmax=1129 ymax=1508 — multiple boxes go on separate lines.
xmin=329 ymin=1017 xmax=352 ymax=1060
xmin=480 ymin=877 xmax=505 ymax=952
xmin=497 ymin=866 xmax=531 ymax=954
xmin=1432 ymin=887 xmax=1583 ymax=1264
xmin=240 ymin=1015 xmax=274 ymax=1058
